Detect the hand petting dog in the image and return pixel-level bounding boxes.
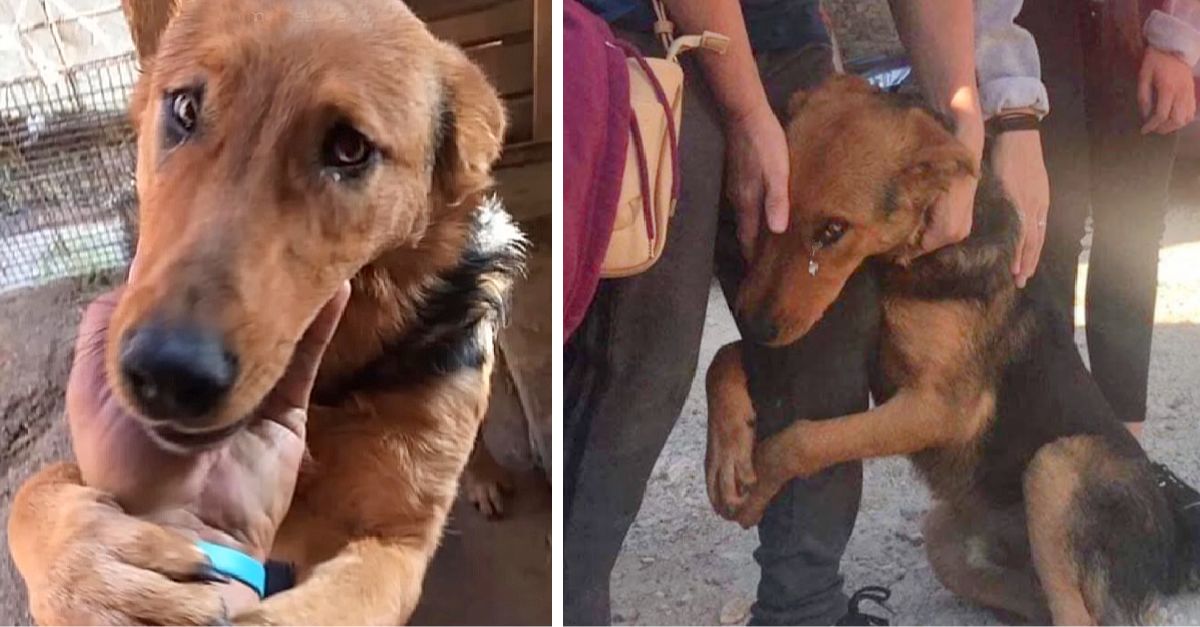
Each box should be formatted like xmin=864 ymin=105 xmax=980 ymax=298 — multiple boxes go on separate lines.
xmin=66 ymin=279 xmax=349 ymax=615
xmin=726 ymin=103 xmax=791 ymax=260
xmin=991 ymin=127 xmax=1050 ymax=288
xmin=920 ymin=111 xmax=985 ymax=255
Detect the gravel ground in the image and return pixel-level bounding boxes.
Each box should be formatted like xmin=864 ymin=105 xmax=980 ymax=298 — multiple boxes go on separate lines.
xmin=611 ymin=207 xmax=1200 ymax=626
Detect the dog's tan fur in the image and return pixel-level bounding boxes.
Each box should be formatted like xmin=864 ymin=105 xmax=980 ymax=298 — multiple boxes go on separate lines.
xmin=7 ymin=0 xmax=515 ymax=623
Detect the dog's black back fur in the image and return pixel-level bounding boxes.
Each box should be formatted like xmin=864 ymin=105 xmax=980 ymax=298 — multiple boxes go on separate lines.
xmin=877 ymin=157 xmax=1193 ymax=617
xmin=315 ymin=199 xmax=525 ymax=405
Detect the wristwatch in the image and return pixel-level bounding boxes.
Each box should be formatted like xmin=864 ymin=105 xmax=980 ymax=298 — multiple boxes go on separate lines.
xmin=986 ymin=112 xmax=1040 ymax=135
xmin=195 ymin=540 xmax=296 ymax=598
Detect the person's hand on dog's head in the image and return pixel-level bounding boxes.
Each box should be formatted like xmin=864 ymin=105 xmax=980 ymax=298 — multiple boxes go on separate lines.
xmin=725 ymin=103 xmax=790 ymax=260
xmin=920 ymin=110 xmax=984 ymax=255
xmin=68 ymin=278 xmax=350 ymax=562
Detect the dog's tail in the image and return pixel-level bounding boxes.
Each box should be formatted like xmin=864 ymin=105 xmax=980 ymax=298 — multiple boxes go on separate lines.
xmin=1154 ymin=461 xmax=1200 ymax=591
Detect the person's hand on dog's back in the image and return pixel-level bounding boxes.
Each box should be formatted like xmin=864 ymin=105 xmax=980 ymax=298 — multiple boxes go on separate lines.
xmin=65 ymin=279 xmax=349 ymax=611
xmin=991 ymin=126 xmax=1050 ymax=288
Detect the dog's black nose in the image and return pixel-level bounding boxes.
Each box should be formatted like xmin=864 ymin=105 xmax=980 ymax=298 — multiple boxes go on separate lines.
xmin=119 ymin=324 xmax=238 ymax=421
xmin=743 ymin=315 xmax=779 ymax=344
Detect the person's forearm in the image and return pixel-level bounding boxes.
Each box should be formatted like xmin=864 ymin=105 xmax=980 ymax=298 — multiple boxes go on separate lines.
xmin=976 ymin=0 xmax=1050 ymax=119
xmin=1146 ymin=0 xmax=1200 ymax=74
xmin=662 ymin=0 xmax=771 ymax=123
xmin=891 ymin=0 xmax=983 ymax=131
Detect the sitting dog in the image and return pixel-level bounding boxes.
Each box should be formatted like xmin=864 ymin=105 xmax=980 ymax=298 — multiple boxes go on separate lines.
xmin=6 ymin=0 xmax=524 ymax=623
xmin=706 ymin=75 xmax=1200 ymax=625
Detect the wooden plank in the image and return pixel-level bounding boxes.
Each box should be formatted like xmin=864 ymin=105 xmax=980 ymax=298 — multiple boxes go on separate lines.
xmin=405 ymin=0 xmax=513 ymax=23
xmin=428 ymin=0 xmax=531 ymax=47
xmin=497 ymin=140 xmax=551 ymax=168
xmin=531 ymin=0 xmax=550 ymax=141
xmin=468 ymin=40 xmax=533 ymax=97
xmin=493 ymin=158 xmax=550 ymax=220
xmin=503 ymin=92 xmax=533 ymax=143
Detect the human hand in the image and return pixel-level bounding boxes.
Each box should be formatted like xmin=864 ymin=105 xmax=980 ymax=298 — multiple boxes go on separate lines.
xmin=1139 ymin=47 xmax=1197 ymax=135
xmin=991 ymin=129 xmax=1050 ymax=287
xmin=67 ymin=280 xmax=349 ymax=607
xmin=724 ymin=104 xmax=790 ymax=259
xmin=920 ymin=110 xmax=984 ymax=253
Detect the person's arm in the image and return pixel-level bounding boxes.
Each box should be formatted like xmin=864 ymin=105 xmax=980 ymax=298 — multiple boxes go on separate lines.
xmin=662 ymin=1 xmax=770 ymax=126
xmin=890 ymin=0 xmax=985 ymax=252
xmin=975 ymin=0 xmax=1050 ymax=288
xmin=1140 ymin=0 xmax=1200 ymax=133
xmin=976 ymin=0 xmax=1048 ymax=119
xmin=1145 ymin=0 xmax=1200 ymax=74
xmin=663 ymin=0 xmax=789 ymax=256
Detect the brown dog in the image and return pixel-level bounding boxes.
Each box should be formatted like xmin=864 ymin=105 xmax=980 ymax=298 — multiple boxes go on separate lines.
xmin=706 ymin=75 xmax=1200 ymax=624
xmin=6 ymin=0 xmax=525 ymax=623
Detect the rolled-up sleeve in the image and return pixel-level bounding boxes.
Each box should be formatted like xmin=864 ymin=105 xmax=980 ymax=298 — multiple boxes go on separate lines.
xmin=1145 ymin=0 xmax=1200 ymax=74
xmin=975 ymin=0 xmax=1050 ymax=118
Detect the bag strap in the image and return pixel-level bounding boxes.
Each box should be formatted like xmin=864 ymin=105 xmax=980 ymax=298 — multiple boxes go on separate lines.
xmin=611 ymin=40 xmax=682 ymax=240
xmin=651 ymin=0 xmax=673 ymax=52
xmin=650 ymin=2 xmax=731 ymax=62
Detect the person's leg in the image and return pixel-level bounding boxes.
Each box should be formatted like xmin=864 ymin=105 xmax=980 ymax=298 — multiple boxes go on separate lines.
xmin=1017 ymin=0 xmax=1092 ymax=334
xmin=713 ymin=45 xmax=881 ymax=626
xmin=562 ymin=32 xmax=727 ymax=625
xmin=1079 ymin=6 xmax=1177 ymax=432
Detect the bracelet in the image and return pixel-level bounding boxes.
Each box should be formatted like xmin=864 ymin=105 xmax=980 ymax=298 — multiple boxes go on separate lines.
xmin=195 ymin=540 xmax=266 ymax=598
xmin=986 ymin=112 xmax=1040 ymax=135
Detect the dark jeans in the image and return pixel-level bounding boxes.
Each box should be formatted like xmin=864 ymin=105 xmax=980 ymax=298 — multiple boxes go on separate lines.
xmin=1021 ymin=0 xmax=1177 ymax=423
xmin=564 ymin=35 xmax=879 ymax=625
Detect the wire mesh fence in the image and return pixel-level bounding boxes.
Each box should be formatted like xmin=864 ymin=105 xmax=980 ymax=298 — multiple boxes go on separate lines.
xmin=0 ymin=51 xmax=138 ymax=293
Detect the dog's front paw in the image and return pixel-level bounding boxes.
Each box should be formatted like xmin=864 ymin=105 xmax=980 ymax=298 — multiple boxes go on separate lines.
xmin=705 ymin=404 xmax=757 ymax=520
xmin=9 ymin=465 xmax=228 ymax=625
xmin=730 ymin=479 xmax=783 ymax=529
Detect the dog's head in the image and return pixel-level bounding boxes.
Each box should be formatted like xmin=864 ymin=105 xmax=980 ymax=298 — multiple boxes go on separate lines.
xmin=109 ymin=0 xmax=505 ymax=450
xmin=736 ymin=75 xmax=977 ymax=346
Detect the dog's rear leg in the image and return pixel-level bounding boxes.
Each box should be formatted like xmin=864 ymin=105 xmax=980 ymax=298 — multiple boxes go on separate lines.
xmin=924 ymin=501 xmax=1050 ymax=624
xmin=1025 ymin=438 xmax=1098 ymax=626
xmin=461 ymin=430 xmax=513 ymax=519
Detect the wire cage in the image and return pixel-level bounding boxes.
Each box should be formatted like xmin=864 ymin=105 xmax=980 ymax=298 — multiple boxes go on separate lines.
xmin=0 ymin=51 xmax=138 ymax=293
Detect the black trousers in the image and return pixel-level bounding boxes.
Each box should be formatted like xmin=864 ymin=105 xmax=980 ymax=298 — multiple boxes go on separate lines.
xmin=564 ymin=36 xmax=880 ymax=625
xmin=1021 ymin=0 xmax=1178 ymax=423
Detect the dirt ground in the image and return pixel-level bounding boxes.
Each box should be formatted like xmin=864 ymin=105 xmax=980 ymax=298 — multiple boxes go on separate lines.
xmin=0 ymin=271 xmax=550 ymax=625
xmin=611 ymin=207 xmax=1200 ymax=626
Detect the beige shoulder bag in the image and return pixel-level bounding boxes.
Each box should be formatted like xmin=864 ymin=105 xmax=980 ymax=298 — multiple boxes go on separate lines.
xmin=601 ymin=2 xmax=728 ymax=278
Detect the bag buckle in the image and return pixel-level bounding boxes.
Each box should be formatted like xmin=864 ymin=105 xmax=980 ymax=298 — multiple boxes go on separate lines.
xmin=666 ymin=30 xmax=730 ymax=63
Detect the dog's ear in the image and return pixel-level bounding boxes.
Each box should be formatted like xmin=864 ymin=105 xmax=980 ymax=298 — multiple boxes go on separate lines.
xmin=433 ymin=46 xmax=507 ymax=206
xmin=786 ymin=89 xmax=810 ymax=119
xmin=121 ymin=0 xmax=184 ymax=64
xmin=900 ymin=109 xmax=978 ymax=198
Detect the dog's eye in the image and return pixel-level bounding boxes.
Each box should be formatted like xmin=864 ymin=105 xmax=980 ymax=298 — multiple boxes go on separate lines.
xmin=322 ymin=123 xmax=376 ymax=176
xmin=815 ymin=219 xmax=848 ymax=247
xmin=172 ymin=93 xmax=198 ymax=130
xmin=163 ymin=88 xmax=203 ymax=145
